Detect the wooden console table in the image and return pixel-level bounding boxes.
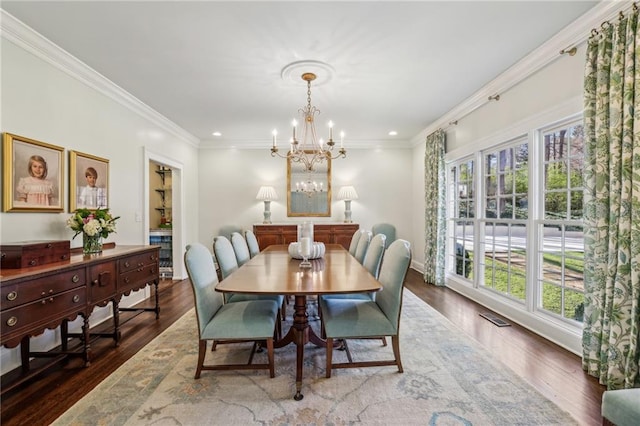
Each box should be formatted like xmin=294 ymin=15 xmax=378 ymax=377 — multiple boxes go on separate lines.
xmin=253 ymin=223 xmax=359 ymax=251
xmin=0 ymin=245 xmax=160 ymax=394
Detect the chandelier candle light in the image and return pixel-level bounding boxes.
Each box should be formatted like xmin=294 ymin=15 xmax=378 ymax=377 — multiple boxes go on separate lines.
xmin=256 ymin=186 xmax=278 ymax=224
xmin=271 ymin=72 xmax=346 ymax=171
xmin=296 ymin=179 xmax=323 ymax=197
xmin=338 ymin=186 xmax=358 ymax=223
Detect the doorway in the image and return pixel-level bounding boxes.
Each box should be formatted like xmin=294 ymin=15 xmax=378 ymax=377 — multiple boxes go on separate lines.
xmin=144 ymin=148 xmax=185 ymax=282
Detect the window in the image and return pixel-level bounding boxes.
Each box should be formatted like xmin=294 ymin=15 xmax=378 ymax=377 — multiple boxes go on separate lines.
xmin=480 ymin=140 xmax=528 ymax=302
xmin=447 ymin=159 xmax=474 ymax=279
xmin=445 ymin=116 xmax=585 ymax=328
xmin=537 ymin=123 xmax=585 ymax=322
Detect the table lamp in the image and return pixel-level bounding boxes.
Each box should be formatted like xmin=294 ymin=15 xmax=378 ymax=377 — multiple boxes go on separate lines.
xmin=338 ymin=186 xmax=358 ymax=223
xmin=256 ymin=186 xmax=278 ymax=224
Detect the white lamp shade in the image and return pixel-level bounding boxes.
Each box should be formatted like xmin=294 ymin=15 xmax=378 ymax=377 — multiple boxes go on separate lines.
xmin=338 ymin=186 xmax=358 ymax=200
xmin=256 ymin=186 xmax=278 ymax=201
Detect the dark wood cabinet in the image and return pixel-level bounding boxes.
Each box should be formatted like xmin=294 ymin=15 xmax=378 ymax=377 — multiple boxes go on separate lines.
xmin=253 ymin=223 xmax=359 ymax=251
xmin=0 ymin=245 xmax=159 ymax=394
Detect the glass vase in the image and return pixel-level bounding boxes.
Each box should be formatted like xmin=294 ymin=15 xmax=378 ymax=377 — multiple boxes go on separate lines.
xmin=82 ymin=233 xmax=103 ymax=254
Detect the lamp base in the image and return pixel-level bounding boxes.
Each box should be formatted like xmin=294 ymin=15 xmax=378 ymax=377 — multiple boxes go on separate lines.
xmin=343 ymin=200 xmax=353 ymax=223
xmin=263 ymin=200 xmax=272 ymax=224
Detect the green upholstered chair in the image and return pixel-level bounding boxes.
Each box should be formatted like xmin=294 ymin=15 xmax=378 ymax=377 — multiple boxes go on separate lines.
xmin=348 ymin=229 xmax=364 ymax=256
xmin=213 ymin=235 xmax=284 ymax=328
xmin=231 ymin=231 xmax=251 ymax=266
xmin=213 ymin=236 xmax=238 ymax=279
xmin=320 ymin=239 xmax=411 ymax=378
xmin=245 ymin=229 xmax=260 ymax=258
xmin=354 ymin=230 xmax=372 ymax=264
xmin=602 ymin=388 xmax=640 ymax=426
xmin=362 ymin=233 xmax=386 ymax=280
xmin=183 ymin=243 xmax=278 ymax=378
xmin=372 ymin=223 xmax=396 ymax=249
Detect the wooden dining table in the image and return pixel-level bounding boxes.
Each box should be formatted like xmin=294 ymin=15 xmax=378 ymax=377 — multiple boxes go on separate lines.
xmin=215 ymin=243 xmax=382 ymax=401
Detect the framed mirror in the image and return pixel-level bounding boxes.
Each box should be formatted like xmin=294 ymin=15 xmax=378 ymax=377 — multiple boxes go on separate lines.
xmin=287 ymin=153 xmax=331 ymax=217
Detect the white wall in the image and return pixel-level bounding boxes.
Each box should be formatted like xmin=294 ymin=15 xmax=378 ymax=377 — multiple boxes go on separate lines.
xmin=0 ymin=34 xmax=200 ymax=372
xmin=197 ymin=147 xmax=414 ymax=247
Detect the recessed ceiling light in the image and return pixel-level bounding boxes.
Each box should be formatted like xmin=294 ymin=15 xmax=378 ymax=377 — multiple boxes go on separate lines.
xmin=388 ymin=130 xmax=398 ymax=136
xmin=212 ymin=131 xmax=222 ymax=137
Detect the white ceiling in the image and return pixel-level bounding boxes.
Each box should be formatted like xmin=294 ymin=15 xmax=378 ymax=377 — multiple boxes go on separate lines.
xmin=2 ymin=1 xmax=598 ymax=148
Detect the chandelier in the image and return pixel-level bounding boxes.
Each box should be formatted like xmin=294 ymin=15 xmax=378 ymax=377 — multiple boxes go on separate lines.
xmin=295 ymin=178 xmax=324 ymax=197
xmin=271 ymin=72 xmax=346 ymax=171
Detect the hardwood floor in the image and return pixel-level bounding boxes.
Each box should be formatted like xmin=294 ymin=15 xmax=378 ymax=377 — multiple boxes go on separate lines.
xmin=1 ymin=270 xmax=605 ymax=425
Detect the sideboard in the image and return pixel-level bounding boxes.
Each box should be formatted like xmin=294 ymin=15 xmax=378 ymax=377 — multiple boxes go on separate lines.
xmin=0 ymin=245 xmax=160 ymax=394
xmin=253 ymin=223 xmax=359 ymax=251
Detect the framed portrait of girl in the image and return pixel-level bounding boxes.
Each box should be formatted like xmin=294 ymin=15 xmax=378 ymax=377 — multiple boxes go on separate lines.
xmin=2 ymin=133 xmax=65 ymax=213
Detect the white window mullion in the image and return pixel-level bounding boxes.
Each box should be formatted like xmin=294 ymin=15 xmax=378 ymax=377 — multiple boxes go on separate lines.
xmin=474 ymin=150 xmax=484 ymax=288
xmin=527 ymin=128 xmax=541 ymax=314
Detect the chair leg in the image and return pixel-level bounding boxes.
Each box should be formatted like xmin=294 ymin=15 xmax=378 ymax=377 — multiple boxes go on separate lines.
xmin=195 ymin=339 xmax=207 ymax=379
xmin=381 ymin=337 xmax=387 ymax=346
xmin=266 ymin=338 xmax=275 ymax=378
xmin=341 ymin=339 xmax=353 ymax=363
xmin=276 ymin=311 xmax=282 ymax=340
xmin=211 ymin=340 xmax=217 ymax=351
xmin=391 ymin=335 xmax=403 ymax=373
xmin=326 ymin=337 xmax=333 ymax=378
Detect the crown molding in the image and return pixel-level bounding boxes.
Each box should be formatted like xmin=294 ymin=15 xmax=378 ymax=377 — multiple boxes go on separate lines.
xmin=0 ymin=9 xmax=201 ymax=148
xmin=410 ymin=0 xmax=632 ymax=146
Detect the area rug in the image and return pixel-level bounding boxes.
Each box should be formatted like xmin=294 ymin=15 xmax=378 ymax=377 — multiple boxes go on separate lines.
xmin=53 ymin=290 xmax=577 ymax=425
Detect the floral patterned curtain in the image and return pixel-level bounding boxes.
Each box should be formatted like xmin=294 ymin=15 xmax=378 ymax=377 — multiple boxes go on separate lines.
xmin=424 ymin=129 xmax=446 ymax=286
xmin=582 ymin=6 xmax=640 ymax=390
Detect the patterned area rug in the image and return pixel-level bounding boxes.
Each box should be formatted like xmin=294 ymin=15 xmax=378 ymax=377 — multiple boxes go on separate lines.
xmin=54 ymin=290 xmax=577 ymax=425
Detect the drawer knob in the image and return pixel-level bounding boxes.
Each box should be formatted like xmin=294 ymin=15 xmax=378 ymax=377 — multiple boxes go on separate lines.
xmin=6 ymin=316 xmax=17 ymax=327
xmin=124 ymin=261 xmax=131 ymax=268
xmin=72 ymin=274 xmax=80 ymax=283
xmin=7 ymin=291 xmax=17 ymax=301
xmin=124 ymin=277 xmax=130 ymax=284
xmin=46 ymin=243 xmax=52 ymax=248
xmin=73 ymin=294 xmax=80 ymax=303
xmin=29 ymin=260 xmax=36 ymax=266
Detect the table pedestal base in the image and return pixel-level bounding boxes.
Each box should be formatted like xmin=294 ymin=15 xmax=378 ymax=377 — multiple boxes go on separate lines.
xmin=274 ymin=295 xmax=326 ymax=400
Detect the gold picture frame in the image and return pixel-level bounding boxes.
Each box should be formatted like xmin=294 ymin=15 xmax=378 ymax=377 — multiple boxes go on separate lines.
xmin=69 ymin=150 xmax=109 ymax=212
xmin=2 ymin=133 xmax=64 ymax=213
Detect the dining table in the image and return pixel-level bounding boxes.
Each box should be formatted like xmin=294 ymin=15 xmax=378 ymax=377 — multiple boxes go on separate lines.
xmin=215 ymin=243 xmax=382 ymax=401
